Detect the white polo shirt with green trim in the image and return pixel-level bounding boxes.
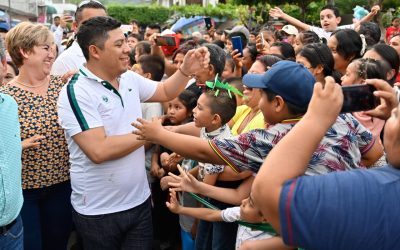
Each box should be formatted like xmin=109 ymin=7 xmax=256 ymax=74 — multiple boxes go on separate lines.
xmin=57 ymin=67 xmax=157 ymax=215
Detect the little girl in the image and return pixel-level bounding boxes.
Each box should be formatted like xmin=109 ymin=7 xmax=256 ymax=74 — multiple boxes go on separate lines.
xmin=151 ymin=89 xmax=198 ymax=250
xmin=341 ymin=58 xmax=389 ymax=166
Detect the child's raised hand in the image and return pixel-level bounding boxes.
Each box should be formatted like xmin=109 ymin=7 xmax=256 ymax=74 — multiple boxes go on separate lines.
xmin=132 ymin=117 xmax=164 ymax=142
xmin=168 ymin=165 xmax=201 ymax=193
xmin=370 ymin=5 xmax=380 ymax=15
xmin=255 ymin=35 xmax=270 ymax=55
xmin=166 ymin=189 xmax=181 ymax=213
xmin=269 ymin=7 xmax=284 ymax=18
xmin=231 ymin=49 xmax=243 ymax=68
xmin=160 ymin=175 xmax=176 ymax=190
xmin=305 ymin=77 xmax=343 ymax=128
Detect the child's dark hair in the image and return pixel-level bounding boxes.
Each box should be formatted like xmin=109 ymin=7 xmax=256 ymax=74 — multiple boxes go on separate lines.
xmin=352 ymin=58 xmax=388 ymax=81
xmin=271 ymin=42 xmax=295 ymax=61
xmin=263 ymin=89 xmax=306 ymax=116
xmin=365 ymin=44 xmax=399 ymax=85
xmin=298 ymin=43 xmax=334 ymax=77
xmin=204 ymin=89 xmax=237 ymax=125
xmin=331 ymin=29 xmax=363 ymax=61
xmin=321 ymin=4 xmax=340 ymax=17
xmin=178 ymin=89 xmax=198 ymax=119
xmin=138 ymin=55 xmax=165 ymax=81
xmin=246 ymin=45 xmax=258 ymax=62
xmin=256 ymin=54 xmax=283 ymax=71
xmin=298 ymin=31 xmax=324 ymax=46
xmin=172 ymin=40 xmax=199 ymax=63
xmin=135 ymin=41 xmax=151 ymax=57
xmin=128 ymin=32 xmax=143 ymax=42
xmin=358 ymin=22 xmax=381 ymax=47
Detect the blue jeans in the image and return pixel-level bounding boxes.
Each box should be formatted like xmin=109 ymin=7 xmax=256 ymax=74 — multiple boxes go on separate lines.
xmin=0 ymin=215 xmax=24 ymax=250
xmin=72 ymin=197 xmax=153 ymax=250
xmin=21 ymin=181 xmax=72 ymax=250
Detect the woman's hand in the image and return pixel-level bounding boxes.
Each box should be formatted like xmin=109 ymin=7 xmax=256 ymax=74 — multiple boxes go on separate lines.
xmin=22 ymin=135 xmax=45 ymax=150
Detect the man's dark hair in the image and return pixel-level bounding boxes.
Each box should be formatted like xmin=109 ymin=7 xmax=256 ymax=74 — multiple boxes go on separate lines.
xmin=204 ymin=89 xmax=237 ymax=125
xmin=227 ymin=31 xmax=248 ymax=48
xmin=146 ymin=24 xmax=161 ymax=33
xmin=321 ymin=4 xmax=340 ymax=17
xmin=263 ymin=89 xmax=306 ymax=116
xmin=358 ymin=22 xmax=381 ymax=47
xmin=77 ymin=16 xmax=121 ymax=60
xmin=74 ymin=1 xmax=106 ymax=24
xmin=204 ymin=43 xmax=226 ymax=76
xmin=54 ymin=16 xmax=60 ymax=20
xmin=138 ymin=55 xmax=165 ymax=81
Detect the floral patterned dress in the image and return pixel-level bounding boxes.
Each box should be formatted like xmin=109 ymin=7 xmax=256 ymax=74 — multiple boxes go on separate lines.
xmin=0 ymin=76 xmax=70 ymax=189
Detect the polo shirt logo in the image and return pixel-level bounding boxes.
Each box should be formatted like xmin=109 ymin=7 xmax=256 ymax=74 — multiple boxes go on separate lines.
xmin=102 ymin=95 xmax=109 ymax=103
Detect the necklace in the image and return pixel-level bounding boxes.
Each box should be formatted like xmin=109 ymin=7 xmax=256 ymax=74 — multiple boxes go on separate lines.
xmin=13 ymin=79 xmax=48 ymax=89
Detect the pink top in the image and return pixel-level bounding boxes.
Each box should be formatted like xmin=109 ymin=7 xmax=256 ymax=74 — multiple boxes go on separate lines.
xmin=353 ymin=112 xmax=384 ymax=146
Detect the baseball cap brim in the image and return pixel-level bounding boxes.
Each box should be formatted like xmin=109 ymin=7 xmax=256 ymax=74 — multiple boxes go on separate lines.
xmin=243 ymin=73 xmax=267 ymax=89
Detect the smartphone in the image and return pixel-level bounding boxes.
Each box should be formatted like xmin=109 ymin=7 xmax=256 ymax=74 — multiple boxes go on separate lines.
xmin=204 ymin=17 xmax=212 ymax=30
xmin=341 ymin=84 xmax=379 ymax=113
xmin=231 ymin=36 xmax=243 ymax=56
xmin=155 ymin=36 xmax=176 ymax=46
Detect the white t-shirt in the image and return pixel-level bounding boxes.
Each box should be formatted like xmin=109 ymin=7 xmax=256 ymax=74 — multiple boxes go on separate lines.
xmin=58 ymin=67 xmax=158 ymax=215
xmin=221 ymin=206 xmax=273 ymax=249
xmin=309 ymin=24 xmax=355 ymax=40
xmin=51 ymin=41 xmax=86 ymax=76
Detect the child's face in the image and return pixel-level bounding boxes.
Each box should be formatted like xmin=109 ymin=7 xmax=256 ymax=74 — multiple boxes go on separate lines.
xmin=193 ymin=94 xmax=217 ymax=128
xmin=293 ymin=34 xmax=303 ymax=54
xmin=172 ymin=53 xmax=185 ymax=69
xmin=328 ymin=35 xmax=348 ymax=73
xmin=341 ymin=62 xmax=363 ymax=86
xmin=127 ymin=37 xmax=138 ymax=49
xmin=240 ymin=196 xmax=264 ymax=223
xmin=392 ymin=18 xmax=400 ymax=27
xmin=320 ymin=9 xmax=341 ymax=32
xmin=384 ymin=105 xmax=400 ymax=167
xmin=261 ymin=31 xmax=276 ymax=45
xmin=167 ymin=98 xmax=190 ymax=125
xmin=390 ymin=36 xmax=400 ymax=56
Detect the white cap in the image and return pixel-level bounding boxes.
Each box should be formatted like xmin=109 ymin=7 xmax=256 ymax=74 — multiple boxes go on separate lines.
xmin=282 ymin=25 xmax=298 ymax=35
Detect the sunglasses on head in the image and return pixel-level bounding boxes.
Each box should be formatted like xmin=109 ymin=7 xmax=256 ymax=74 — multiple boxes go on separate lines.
xmin=78 ymin=0 xmax=103 ymax=8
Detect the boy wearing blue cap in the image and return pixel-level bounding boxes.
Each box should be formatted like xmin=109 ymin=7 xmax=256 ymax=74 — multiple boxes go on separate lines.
xmin=134 ymin=61 xmax=381 ymax=178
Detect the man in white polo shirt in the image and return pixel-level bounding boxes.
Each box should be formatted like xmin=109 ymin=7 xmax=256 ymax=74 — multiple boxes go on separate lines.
xmin=57 ymin=16 xmax=210 ymax=249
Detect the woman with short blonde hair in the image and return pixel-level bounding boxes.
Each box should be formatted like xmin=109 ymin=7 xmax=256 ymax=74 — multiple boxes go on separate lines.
xmin=0 ymin=21 xmax=72 ymax=250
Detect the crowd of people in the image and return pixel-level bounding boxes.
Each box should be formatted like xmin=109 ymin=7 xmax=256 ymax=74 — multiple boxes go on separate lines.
xmin=1 ymin=0 xmax=400 ymax=250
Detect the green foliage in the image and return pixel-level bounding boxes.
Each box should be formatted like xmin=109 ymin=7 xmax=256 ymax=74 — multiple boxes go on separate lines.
xmin=107 ymin=4 xmax=171 ymax=25
xmin=171 ymin=3 xmax=248 ymax=20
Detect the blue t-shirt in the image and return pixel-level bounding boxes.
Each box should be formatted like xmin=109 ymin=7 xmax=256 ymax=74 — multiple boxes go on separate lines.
xmin=279 ymin=165 xmax=400 ymax=250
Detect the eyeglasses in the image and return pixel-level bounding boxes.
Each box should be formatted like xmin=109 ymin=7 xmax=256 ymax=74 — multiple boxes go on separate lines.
xmin=77 ymin=0 xmax=103 ymax=9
